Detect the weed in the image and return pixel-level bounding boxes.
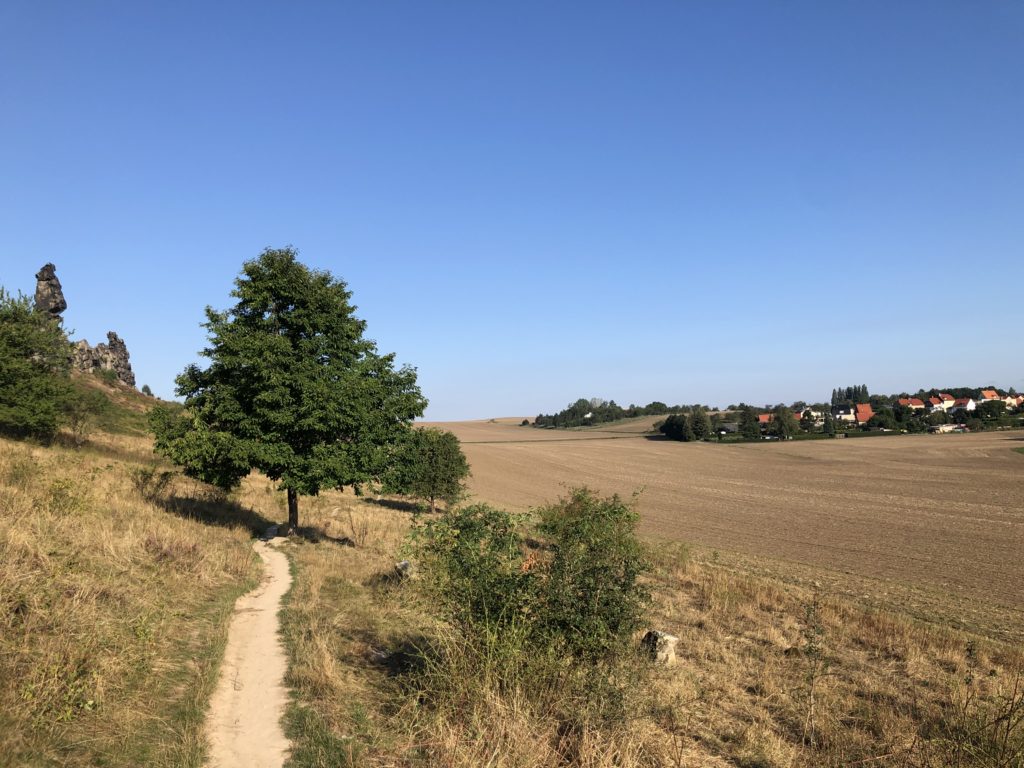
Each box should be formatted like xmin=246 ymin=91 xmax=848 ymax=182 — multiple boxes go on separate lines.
xmin=129 ymin=465 xmax=174 ymax=501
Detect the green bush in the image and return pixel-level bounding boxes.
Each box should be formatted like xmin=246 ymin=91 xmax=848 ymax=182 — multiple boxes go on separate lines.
xmin=413 ymin=488 xmax=649 ymax=664
xmin=535 ymin=488 xmax=650 ymax=662
xmin=412 ymin=504 xmax=533 ymax=633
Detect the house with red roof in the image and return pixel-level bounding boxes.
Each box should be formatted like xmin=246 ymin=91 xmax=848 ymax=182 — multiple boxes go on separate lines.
xmin=897 ymin=397 xmax=926 ymax=410
xmin=979 ymin=389 xmax=1001 ymax=402
xmin=854 ymin=403 xmax=874 ymax=425
xmin=952 ymin=397 xmax=976 ymax=413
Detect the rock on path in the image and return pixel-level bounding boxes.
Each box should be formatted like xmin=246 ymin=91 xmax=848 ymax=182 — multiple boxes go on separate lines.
xmin=206 ymin=539 xmax=292 ymax=768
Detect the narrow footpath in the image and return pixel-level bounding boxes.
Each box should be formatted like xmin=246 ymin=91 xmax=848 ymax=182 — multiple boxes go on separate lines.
xmin=205 ymin=539 xmax=292 ymax=768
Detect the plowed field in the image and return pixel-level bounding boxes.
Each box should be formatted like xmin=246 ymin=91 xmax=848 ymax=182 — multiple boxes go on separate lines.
xmin=425 ymin=419 xmax=1024 ymax=641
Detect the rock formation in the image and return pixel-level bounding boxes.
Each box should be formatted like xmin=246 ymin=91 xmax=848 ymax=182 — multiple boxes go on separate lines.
xmin=34 ymin=263 xmax=67 ymax=320
xmin=72 ymin=332 xmax=136 ymax=387
xmin=31 ymin=262 xmax=137 ymax=388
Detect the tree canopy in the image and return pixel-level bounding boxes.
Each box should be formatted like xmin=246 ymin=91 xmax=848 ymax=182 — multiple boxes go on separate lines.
xmin=151 ymin=248 xmax=427 ymax=528
xmin=0 ymin=290 xmax=71 ymax=441
xmin=385 ymin=427 xmax=470 ymax=512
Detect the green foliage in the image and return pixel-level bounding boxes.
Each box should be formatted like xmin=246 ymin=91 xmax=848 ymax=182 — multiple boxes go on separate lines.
xmin=385 ymin=428 xmax=470 ymax=512
xmin=62 ymin=386 xmax=109 ymax=447
xmin=413 ymin=504 xmax=533 ymax=633
xmin=831 ymin=384 xmax=869 ymax=406
xmin=799 ymin=409 xmax=816 ymax=432
xmin=659 ymin=413 xmax=693 ymax=442
xmin=140 ymin=384 xmax=153 ymax=397
xmin=769 ymin=405 xmax=799 ymax=439
xmin=534 ymin=397 xmax=685 ymax=428
xmin=690 ymin=406 xmax=712 ymax=441
xmin=739 ymin=406 xmax=761 ymax=440
xmin=866 ymin=408 xmax=897 ymax=431
xmin=414 ymin=488 xmax=649 ymax=666
xmin=0 ymin=290 xmax=72 ymax=442
xmin=94 ymin=368 xmax=119 ymax=386
xmin=150 ymin=248 xmax=427 ymax=526
xmin=535 ymin=489 xmax=650 ymax=662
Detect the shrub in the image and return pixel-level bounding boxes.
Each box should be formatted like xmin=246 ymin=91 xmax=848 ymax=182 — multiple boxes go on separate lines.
xmin=412 ymin=504 xmax=533 ymax=633
xmin=129 ymin=466 xmax=175 ymax=502
xmin=535 ymin=488 xmax=650 ymax=662
xmin=413 ymin=488 xmax=649 ymax=664
xmin=62 ymin=386 xmax=109 ymax=447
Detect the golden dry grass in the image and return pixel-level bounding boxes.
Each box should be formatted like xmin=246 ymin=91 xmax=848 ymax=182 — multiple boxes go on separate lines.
xmin=424 ymin=422 xmax=1024 ymax=643
xmin=0 ymin=432 xmax=260 ymax=767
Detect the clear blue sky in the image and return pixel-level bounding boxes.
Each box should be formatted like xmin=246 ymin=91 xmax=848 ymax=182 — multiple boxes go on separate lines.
xmin=2 ymin=2 xmax=1021 ymax=419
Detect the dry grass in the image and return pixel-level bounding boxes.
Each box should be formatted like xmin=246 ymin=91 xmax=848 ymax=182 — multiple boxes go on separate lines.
xmin=277 ymin=487 xmax=1024 ymax=767
xmin=0 ymin=433 xmax=261 ymax=767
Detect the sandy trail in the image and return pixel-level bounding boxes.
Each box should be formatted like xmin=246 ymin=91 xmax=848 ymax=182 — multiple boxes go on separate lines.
xmin=206 ymin=539 xmax=291 ymax=768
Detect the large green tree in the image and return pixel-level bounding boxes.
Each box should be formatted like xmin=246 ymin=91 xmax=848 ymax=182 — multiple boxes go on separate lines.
xmin=151 ymin=248 xmax=427 ymax=528
xmin=0 ymin=290 xmax=71 ymax=441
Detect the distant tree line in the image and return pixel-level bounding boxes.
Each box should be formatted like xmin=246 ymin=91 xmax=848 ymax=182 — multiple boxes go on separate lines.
xmin=533 ymin=397 xmax=687 ymax=428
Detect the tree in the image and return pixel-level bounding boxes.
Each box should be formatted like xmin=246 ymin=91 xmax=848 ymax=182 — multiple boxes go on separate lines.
xmin=659 ymin=413 xmax=693 ymax=441
xmin=770 ymin=405 xmax=799 ymax=439
xmin=150 ymin=248 xmax=427 ymax=529
xmin=739 ymin=406 xmax=761 ymax=440
xmin=799 ymin=409 xmax=815 ymax=432
xmin=141 ymin=384 xmax=153 ymax=397
xmin=63 ymin=384 xmax=109 ymax=447
xmin=0 ymin=290 xmax=71 ymax=441
xmin=386 ymin=427 xmax=470 ymax=512
xmin=690 ymin=405 xmax=712 ymax=441
xmin=823 ymin=413 xmax=836 ymax=436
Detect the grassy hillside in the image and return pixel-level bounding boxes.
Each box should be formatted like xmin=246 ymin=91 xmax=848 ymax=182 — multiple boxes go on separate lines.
xmin=0 ymin=401 xmax=260 ymax=766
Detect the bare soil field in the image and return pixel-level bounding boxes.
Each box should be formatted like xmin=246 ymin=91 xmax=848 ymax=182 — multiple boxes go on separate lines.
xmin=425 ymin=420 xmax=1024 ymax=641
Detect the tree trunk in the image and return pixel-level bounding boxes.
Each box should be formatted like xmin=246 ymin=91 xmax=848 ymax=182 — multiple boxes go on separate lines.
xmin=287 ymin=488 xmax=299 ymax=530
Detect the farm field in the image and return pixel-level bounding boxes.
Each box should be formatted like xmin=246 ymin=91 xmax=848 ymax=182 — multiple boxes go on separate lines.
xmin=426 ymin=419 xmax=1024 ymax=642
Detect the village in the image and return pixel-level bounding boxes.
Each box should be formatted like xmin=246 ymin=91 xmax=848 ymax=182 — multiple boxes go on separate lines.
xmin=759 ymin=387 xmax=1024 ymax=435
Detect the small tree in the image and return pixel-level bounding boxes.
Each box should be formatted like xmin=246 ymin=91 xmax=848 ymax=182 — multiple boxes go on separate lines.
xmin=151 ymin=248 xmax=427 ymax=529
xmin=387 ymin=428 xmax=470 ymax=512
xmin=63 ymin=385 xmax=109 ymax=447
xmin=0 ymin=290 xmax=71 ymax=442
xmin=141 ymin=384 xmax=153 ymax=397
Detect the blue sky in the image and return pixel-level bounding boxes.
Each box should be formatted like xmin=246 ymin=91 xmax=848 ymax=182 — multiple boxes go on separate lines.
xmin=2 ymin=2 xmax=1021 ymax=419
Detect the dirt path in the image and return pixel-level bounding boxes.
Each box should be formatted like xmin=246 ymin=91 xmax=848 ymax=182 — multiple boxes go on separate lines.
xmin=206 ymin=539 xmax=291 ymax=768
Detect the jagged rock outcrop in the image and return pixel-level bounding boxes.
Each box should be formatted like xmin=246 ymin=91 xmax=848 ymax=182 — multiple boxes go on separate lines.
xmin=29 ymin=262 xmax=137 ymax=388
xmin=72 ymin=332 xmax=136 ymax=387
xmin=34 ymin=263 xmax=67 ymax=320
